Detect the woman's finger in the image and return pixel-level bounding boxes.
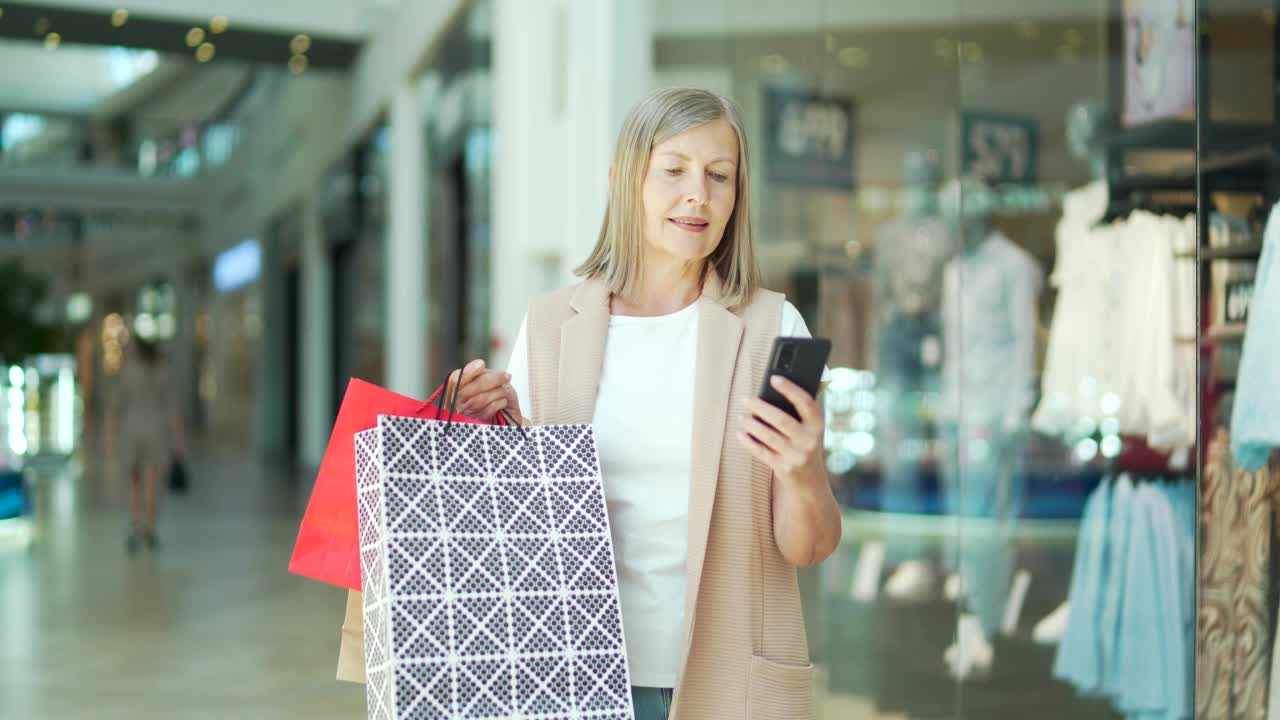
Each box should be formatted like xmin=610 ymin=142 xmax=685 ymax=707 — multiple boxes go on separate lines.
xmin=503 ymin=383 xmax=522 ymax=415
xmin=767 ymin=375 xmax=819 ymax=424
xmin=478 ymin=396 xmax=510 ymax=420
xmin=461 ymin=386 xmax=510 ymax=416
xmin=457 ymin=370 xmax=509 ymax=403
xmin=456 ymin=360 xmax=489 ymax=392
xmin=741 ymin=415 xmax=790 ymax=453
xmin=746 ymin=398 xmax=803 ymax=438
xmin=738 ymin=431 xmax=782 ymax=472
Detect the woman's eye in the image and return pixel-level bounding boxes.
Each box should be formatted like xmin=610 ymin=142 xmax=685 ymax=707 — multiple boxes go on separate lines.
xmin=664 ymin=168 xmax=683 ymax=177
xmin=709 ymin=172 xmax=730 ymax=183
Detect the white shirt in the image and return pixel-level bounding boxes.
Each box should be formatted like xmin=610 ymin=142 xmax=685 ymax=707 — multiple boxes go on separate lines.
xmin=1032 ymin=182 xmax=1197 ymax=458
xmin=939 ymin=232 xmax=1044 ymax=430
xmin=505 ymin=299 xmax=815 ymax=688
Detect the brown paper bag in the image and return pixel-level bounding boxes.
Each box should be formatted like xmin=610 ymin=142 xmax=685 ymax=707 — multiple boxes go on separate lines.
xmin=336 ymin=589 xmax=367 ymax=684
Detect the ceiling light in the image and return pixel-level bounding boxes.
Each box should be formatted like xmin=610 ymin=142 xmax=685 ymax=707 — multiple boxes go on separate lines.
xmin=1015 ymin=19 xmax=1039 ymax=39
xmin=837 ymin=47 xmax=869 ymax=68
xmin=111 ymin=8 xmax=128 ymax=27
xmin=196 ymin=42 xmax=216 ymax=63
xmin=290 ymin=33 xmax=311 ymax=55
xmin=960 ymin=41 xmax=984 ymax=63
xmin=34 ymin=17 xmax=49 ymax=35
xmin=44 ymin=32 xmax=60 ymax=50
xmin=289 ymin=54 xmax=308 ymax=74
xmin=210 ymin=16 xmax=228 ymax=34
xmin=186 ymin=27 xmax=205 ymax=47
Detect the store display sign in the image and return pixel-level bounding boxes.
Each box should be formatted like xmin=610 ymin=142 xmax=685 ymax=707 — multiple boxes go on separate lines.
xmin=961 ymin=111 xmax=1039 ymax=185
xmin=213 ymin=238 xmax=261 ymax=293
xmin=764 ymin=88 xmax=855 ymax=190
xmin=1123 ymin=0 xmax=1195 ymax=126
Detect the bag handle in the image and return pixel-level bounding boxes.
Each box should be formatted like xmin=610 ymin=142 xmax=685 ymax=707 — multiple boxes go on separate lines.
xmin=418 ymin=368 xmax=528 ymax=441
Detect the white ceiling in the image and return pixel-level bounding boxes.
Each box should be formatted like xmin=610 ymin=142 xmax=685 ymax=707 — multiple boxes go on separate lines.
xmin=653 ymin=0 xmax=1114 ymax=35
xmin=44 ymin=0 xmax=401 ymax=38
xmin=0 ymin=42 xmax=164 ymax=114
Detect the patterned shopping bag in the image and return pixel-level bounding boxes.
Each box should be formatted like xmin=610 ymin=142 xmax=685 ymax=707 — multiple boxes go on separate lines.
xmin=355 ymin=414 xmax=634 ymax=720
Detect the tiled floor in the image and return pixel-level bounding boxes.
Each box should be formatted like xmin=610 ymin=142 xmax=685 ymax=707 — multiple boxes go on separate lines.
xmin=1 ymin=448 xmax=1126 ymax=720
xmin=0 ymin=450 xmax=365 ymax=720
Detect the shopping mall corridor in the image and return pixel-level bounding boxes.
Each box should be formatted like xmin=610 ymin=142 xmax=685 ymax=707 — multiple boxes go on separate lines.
xmin=0 ymin=450 xmax=366 ymax=720
xmin=0 ymin=447 xmax=1115 ymax=720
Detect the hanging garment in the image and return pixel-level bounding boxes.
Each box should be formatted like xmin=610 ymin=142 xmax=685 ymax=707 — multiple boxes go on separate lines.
xmin=1119 ymin=212 xmax=1197 ymax=458
xmin=1034 ymin=190 xmax=1196 ymax=457
xmin=1199 ymin=430 xmax=1278 ymax=720
xmin=1232 ymin=202 xmax=1280 ymax=471
xmin=1112 ymin=482 xmax=1193 ymax=720
xmin=1034 ymin=180 xmax=1118 ymax=436
xmin=1053 ymin=477 xmax=1113 ymax=691
xmin=1054 ymin=475 xmax=1195 ymax=720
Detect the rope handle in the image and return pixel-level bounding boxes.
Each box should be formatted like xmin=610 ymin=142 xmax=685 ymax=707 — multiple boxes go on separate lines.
xmin=415 ymin=368 xmax=528 ymax=440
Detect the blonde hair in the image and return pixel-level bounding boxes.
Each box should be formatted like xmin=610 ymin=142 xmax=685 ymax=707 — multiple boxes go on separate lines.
xmin=575 ymin=87 xmax=760 ymax=309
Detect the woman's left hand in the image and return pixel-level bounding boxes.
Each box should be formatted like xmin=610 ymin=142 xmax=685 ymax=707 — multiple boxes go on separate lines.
xmin=737 ymin=375 xmax=825 ymax=485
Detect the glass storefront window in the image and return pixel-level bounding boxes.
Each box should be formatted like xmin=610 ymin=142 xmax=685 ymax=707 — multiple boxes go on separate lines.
xmin=654 ymin=2 xmax=1203 ymax=717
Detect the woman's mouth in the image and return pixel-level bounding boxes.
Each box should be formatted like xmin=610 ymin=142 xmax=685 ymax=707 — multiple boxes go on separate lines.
xmin=670 ymin=217 xmax=709 ymax=232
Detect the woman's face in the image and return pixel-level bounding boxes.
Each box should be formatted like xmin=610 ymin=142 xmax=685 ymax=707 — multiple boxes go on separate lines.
xmin=641 ymin=118 xmax=739 ymax=267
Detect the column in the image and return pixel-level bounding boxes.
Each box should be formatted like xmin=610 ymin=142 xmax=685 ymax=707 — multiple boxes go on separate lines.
xmin=299 ymin=192 xmax=333 ymax=468
xmin=491 ymin=0 xmax=652 ymax=369
xmin=492 ymin=0 xmax=557 ymax=369
xmin=169 ymin=259 xmax=197 ymax=434
xmin=385 ymin=81 xmax=429 ymax=400
xmin=563 ymin=0 xmax=654 ymax=270
xmin=252 ymin=233 xmax=289 ymax=455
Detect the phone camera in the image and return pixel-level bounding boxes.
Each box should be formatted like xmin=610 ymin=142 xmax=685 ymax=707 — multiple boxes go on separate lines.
xmin=779 ymin=345 xmax=797 ymax=373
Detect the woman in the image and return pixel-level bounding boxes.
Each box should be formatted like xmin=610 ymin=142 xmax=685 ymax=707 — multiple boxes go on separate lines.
xmin=454 ymin=87 xmax=843 ymax=720
xmin=107 ymin=338 xmax=184 ymax=554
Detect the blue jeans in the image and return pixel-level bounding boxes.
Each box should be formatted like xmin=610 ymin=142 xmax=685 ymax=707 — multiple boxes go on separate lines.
xmin=942 ymin=425 xmax=1027 ymax=636
xmin=631 ymin=687 xmax=673 ymax=720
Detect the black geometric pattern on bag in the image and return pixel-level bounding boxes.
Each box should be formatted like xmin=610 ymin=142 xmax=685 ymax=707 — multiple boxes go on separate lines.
xmin=487 ymin=425 xmax=541 ymax=479
xmin=356 ymin=417 xmax=632 ymax=720
xmin=438 ymin=423 xmax=486 ymax=478
xmin=538 ymin=425 xmax=600 ymax=479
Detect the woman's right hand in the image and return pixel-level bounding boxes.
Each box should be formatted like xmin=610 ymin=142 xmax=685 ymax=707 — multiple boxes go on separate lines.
xmin=451 ymin=359 xmax=521 ymax=423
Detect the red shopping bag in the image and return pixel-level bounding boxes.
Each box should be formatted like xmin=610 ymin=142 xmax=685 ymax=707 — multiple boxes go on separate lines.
xmin=288 ymin=377 xmax=500 ymax=590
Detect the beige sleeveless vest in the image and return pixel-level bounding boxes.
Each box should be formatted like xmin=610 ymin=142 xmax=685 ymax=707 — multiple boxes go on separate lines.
xmin=338 ymin=273 xmax=815 ymax=719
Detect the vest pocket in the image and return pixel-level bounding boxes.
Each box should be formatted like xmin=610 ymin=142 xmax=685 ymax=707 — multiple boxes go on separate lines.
xmin=746 ymin=655 xmax=815 ymax=719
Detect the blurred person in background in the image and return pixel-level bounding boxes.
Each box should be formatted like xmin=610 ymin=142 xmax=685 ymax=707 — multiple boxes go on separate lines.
xmin=106 ymin=338 xmax=185 ymax=554
xmin=452 ymin=87 xmax=841 ymax=720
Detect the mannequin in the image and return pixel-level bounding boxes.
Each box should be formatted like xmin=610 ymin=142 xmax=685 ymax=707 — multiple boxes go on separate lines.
xmin=1031 ymin=100 xmax=1110 ymax=645
xmin=873 ymin=149 xmax=956 ymax=602
xmin=939 ymin=176 xmax=1043 ymax=679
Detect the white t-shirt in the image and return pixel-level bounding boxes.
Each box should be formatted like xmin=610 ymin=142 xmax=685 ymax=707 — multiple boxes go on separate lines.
xmin=505 ymin=299 xmax=816 ymax=688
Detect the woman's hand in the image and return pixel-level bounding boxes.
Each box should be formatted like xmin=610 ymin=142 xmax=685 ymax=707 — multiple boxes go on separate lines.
xmin=738 ymin=376 xmax=825 ymax=485
xmin=452 ymin=359 xmax=521 ymax=423
xmin=737 ymin=375 xmax=842 ymax=567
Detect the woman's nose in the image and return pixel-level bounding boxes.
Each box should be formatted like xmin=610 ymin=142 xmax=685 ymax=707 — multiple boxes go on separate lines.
xmin=685 ymin=176 xmax=709 ymax=205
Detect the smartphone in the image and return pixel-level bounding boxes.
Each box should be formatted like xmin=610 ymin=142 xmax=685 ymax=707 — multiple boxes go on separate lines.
xmin=758 ymin=336 xmax=832 ymax=420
